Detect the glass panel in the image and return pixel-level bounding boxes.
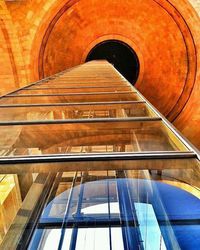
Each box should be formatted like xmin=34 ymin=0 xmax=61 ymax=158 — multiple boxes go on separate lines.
xmin=75 ymin=228 xmax=110 ymax=250
xmin=111 ymin=228 xmax=124 ymax=250
xmin=0 ymin=121 xmax=188 ymax=157
xmin=135 ymin=203 xmax=167 ymax=250
xmin=0 ymin=159 xmax=199 ymax=249
xmin=13 ymin=86 xmax=132 ymax=95
xmin=0 ymin=93 xmax=140 ymax=104
xmin=0 ymin=103 xmax=156 ymax=121
xmin=28 ymin=229 xmax=72 ymax=250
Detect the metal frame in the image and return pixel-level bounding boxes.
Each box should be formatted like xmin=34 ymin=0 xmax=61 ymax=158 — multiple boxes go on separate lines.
xmin=115 ymin=170 xmax=144 ymax=250
xmin=25 ymin=86 xmax=132 ymax=90
xmin=33 ymin=217 xmax=200 ymax=228
xmin=0 ymin=100 xmax=146 ymax=108
xmin=0 ymin=151 xmax=195 ymax=165
xmin=58 ymin=172 xmax=78 ymax=250
xmin=6 ymin=91 xmax=135 ymax=97
xmin=0 ymin=116 xmax=161 ymax=126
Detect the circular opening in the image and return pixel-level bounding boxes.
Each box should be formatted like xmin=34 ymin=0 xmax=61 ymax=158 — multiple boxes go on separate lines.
xmin=86 ymin=39 xmax=140 ymax=84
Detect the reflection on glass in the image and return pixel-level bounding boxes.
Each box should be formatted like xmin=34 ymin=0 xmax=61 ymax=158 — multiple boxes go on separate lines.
xmin=0 ymin=121 xmax=188 ymax=157
xmin=0 ymin=103 xmax=155 ymax=121
xmin=135 ymin=203 xmax=167 ymax=250
xmin=0 ymin=167 xmax=200 ymax=249
xmin=27 ymin=172 xmax=200 ymax=250
xmin=0 ymin=93 xmax=140 ymax=105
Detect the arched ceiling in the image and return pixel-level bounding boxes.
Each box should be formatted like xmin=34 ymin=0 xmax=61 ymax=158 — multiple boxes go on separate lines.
xmin=3 ymin=0 xmax=200 ymax=149
xmin=37 ymin=0 xmax=193 ymax=120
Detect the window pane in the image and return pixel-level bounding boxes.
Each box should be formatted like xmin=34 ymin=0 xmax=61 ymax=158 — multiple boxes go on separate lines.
xmin=0 ymin=93 xmax=140 ymax=104
xmin=0 ymin=121 xmax=188 ymax=157
xmin=0 ymin=103 xmax=155 ymax=121
xmin=75 ymin=228 xmax=110 ymax=250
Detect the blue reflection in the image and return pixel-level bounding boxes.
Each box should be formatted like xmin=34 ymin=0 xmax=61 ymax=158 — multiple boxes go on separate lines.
xmin=29 ymin=178 xmax=200 ymax=250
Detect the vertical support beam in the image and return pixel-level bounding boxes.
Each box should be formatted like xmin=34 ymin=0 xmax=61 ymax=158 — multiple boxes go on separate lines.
xmin=116 ymin=171 xmax=144 ymax=250
xmin=57 ymin=172 xmax=78 ymax=250
xmin=17 ymin=174 xmax=33 ymax=200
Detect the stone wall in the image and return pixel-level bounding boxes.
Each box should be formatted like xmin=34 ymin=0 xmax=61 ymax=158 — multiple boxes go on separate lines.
xmin=0 ymin=1 xmax=27 ymax=95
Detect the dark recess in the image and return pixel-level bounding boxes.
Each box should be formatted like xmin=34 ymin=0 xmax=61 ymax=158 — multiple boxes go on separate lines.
xmin=86 ymin=40 xmax=140 ymax=84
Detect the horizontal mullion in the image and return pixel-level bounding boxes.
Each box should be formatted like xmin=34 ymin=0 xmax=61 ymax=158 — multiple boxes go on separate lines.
xmin=37 ymin=218 xmax=200 ymax=229
xmin=0 ymin=151 xmax=196 ymax=165
xmin=7 ymin=91 xmax=135 ymax=97
xmin=0 ymin=100 xmax=145 ymax=108
xmin=34 ymin=84 xmax=129 ymax=88
xmin=49 ymin=76 xmax=126 ymax=78
xmin=0 ymin=116 xmax=161 ymax=126
xmin=26 ymin=86 xmax=131 ymax=90
xmin=36 ymin=81 xmax=128 ymax=85
xmin=44 ymin=78 xmax=127 ymax=81
xmin=37 ymin=219 xmax=132 ymax=229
